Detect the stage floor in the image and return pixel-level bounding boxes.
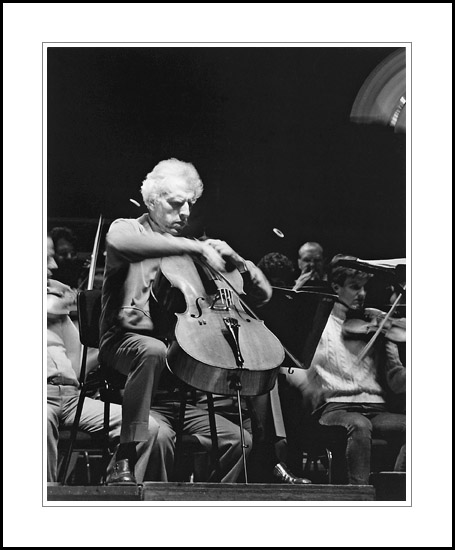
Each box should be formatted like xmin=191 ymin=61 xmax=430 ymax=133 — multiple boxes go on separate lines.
xmin=47 ymin=481 xmax=378 ymax=502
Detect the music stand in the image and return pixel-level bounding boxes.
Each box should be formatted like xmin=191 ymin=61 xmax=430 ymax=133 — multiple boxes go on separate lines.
xmin=258 ymin=287 xmax=336 ymax=369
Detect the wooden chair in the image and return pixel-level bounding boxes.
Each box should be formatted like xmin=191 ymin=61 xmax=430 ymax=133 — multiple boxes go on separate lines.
xmin=60 ymin=289 xmax=217 ymax=485
xmin=58 ymin=290 xmax=112 ymax=484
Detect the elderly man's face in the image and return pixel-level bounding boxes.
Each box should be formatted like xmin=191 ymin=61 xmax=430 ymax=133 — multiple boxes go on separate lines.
xmin=148 ymin=176 xmax=197 ymax=235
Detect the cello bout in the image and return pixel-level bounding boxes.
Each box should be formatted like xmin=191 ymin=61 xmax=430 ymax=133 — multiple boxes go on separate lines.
xmin=154 ymin=255 xmax=285 ymax=397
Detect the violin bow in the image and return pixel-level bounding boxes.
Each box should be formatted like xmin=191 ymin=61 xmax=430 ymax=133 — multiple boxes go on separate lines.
xmin=357 ymin=285 xmax=405 ymax=362
xmin=77 ymin=214 xmax=104 ymax=386
xmin=272 ymin=285 xmax=337 ymax=299
xmin=86 ymin=214 xmax=104 ymax=291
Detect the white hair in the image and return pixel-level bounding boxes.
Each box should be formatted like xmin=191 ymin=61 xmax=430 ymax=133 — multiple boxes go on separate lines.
xmin=140 ymin=158 xmax=203 ymax=207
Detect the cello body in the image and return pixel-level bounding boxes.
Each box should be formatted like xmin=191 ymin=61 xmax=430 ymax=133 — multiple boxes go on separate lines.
xmin=153 ymin=255 xmax=285 ymax=397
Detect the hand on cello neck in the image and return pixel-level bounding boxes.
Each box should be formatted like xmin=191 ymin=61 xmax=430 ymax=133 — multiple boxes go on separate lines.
xmin=196 ymin=238 xmax=247 ymax=274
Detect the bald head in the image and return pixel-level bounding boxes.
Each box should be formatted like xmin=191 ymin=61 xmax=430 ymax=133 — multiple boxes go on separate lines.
xmin=297 ymin=242 xmax=324 ymax=279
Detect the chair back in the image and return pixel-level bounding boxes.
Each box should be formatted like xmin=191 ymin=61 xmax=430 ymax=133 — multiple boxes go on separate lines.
xmin=77 ymin=289 xmax=102 ymax=348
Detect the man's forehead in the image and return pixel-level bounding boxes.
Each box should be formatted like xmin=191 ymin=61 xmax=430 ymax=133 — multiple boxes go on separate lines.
xmin=300 ymin=247 xmax=322 ymax=258
xmin=345 ymin=274 xmax=368 ymax=286
xmin=162 ymin=177 xmax=195 ymax=198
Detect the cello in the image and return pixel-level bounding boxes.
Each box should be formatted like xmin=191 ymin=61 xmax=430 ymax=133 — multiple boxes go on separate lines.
xmin=152 ymin=254 xmax=286 ymax=397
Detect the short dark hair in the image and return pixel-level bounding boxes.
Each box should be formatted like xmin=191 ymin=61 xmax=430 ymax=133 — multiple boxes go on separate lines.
xmin=329 ymin=254 xmax=371 ymax=286
xmin=50 ymin=227 xmax=77 ymax=248
xmin=257 ymin=252 xmax=295 ymax=287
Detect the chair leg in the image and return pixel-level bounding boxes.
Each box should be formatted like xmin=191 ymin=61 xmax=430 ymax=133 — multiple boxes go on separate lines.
xmin=302 ymin=453 xmax=312 ymax=477
xmin=58 ymin=450 xmax=79 ymax=483
xmin=100 ymin=393 xmax=111 ymax=482
xmin=206 ymin=392 xmax=222 ymax=482
xmin=60 ymin=384 xmax=88 ymax=484
xmin=326 ymin=449 xmax=333 ymax=484
xmin=83 ymin=451 xmax=91 ymax=485
xmin=173 ymin=387 xmax=188 ymax=480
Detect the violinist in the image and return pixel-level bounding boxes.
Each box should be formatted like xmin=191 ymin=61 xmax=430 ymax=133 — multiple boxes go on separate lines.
xmin=382 ymin=283 xmax=406 ymax=415
xmin=285 ymin=254 xmax=406 ymax=485
xmin=47 ymin=236 xmax=163 ymax=484
xmin=99 ymin=158 xmax=272 ymax=484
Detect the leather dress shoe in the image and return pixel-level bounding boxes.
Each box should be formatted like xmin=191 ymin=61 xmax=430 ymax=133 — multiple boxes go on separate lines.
xmin=273 ymin=462 xmax=312 ymax=484
xmin=105 ymin=459 xmax=137 ymax=486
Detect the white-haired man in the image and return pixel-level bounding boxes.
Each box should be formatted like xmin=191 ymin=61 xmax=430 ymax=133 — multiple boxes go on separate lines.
xmin=99 ymin=158 xmax=272 ymax=484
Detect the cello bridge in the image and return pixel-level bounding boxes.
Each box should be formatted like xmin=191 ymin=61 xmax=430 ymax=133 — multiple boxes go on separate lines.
xmin=210 ymin=288 xmax=233 ymax=311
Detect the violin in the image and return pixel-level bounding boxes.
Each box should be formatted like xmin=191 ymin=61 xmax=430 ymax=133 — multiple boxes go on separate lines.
xmin=152 ymin=254 xmax=285 ymax=397
xmin=47 ymin=279 xmax=78 ymax=317
xmin=342 ymin=307 xmax=406 ymax=343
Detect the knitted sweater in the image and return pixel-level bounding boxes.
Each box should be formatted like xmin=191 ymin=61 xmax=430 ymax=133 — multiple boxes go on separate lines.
xmin=303 ymin=303 xmax=385 ymax=411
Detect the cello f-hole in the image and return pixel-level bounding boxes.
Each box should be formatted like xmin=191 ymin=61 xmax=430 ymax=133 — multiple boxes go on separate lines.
xmin=190 ymin=297 xmax=205 ymax=319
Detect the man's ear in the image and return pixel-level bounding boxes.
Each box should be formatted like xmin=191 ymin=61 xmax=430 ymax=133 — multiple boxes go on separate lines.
xmin=332 ymin=282 xmax=340 ymax=294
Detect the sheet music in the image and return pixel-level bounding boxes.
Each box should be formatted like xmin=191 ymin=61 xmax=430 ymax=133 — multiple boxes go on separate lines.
xmin=360 ymin=258 xmax=406 ymax=268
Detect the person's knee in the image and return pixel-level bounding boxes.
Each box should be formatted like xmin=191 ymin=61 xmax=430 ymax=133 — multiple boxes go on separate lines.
xmin=145 ymin=415 xmax=161 ymax=439
xmin=347 ymin=414 xmax=373 ymax=438
xmin=322 ymin=412 xmax=373 ymax=439
xmin=139 ymin=338 xmax=167 ymax=359
xmin=155 ymin=422 xmax=175 ymax=449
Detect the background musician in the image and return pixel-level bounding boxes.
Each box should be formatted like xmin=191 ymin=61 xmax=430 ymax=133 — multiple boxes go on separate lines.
xmin=293 ymin=241 xmax=327 ymax=291
xmin=99 ymin=158 xmax=273 ymax=484
xmin=382 ymin=282 xmax=406 ymax=416
xmin=49 ymin=226 xmax=89 ymax=290
xmin=47 ymin=236 xmax=163 ymax=484
xmin=285 ymin=254 xmax=406 ymax=484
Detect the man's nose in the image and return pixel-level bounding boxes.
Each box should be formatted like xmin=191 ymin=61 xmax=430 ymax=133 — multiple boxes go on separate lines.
xmin=180 ymin=203 xmax=190 ymax=219
xmin=48 ymin=258 xmax=58 ymax=271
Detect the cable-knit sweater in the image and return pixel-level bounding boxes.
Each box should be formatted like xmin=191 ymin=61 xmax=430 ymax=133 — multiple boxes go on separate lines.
xmin=302 ymin=303 xmax=385 ymax=411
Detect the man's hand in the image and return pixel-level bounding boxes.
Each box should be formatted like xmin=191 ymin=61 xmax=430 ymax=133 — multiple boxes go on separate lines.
xmin=203 ymin=239 xmax=246 ymax=272
xmin=197 ymin=240 xmax=227 ymax=273
xmin=293 ymin=271 xmax=314 ymax=291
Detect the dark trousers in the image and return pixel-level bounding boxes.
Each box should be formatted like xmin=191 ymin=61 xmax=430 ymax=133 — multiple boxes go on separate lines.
xmin=318 ymin=402 xmax=406 ymax=485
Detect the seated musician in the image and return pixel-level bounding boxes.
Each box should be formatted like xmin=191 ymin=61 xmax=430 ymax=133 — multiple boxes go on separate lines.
xmin=251 ymin=252 xmax=312 ymax=483
xmin=257 ymin=252 xmax=296 ymax=289
xmin=99 ymin=158 xmax=275 ymax=484
xmin=285 ymin=254 xmax=406 ymax=484
xmin=50 ymin=226 xmax=88 ymax=290
xmin=47 ymin=236 xmax=164 ymax=484
xmin=293 ymin=241 xmax=328 ymax=291
xmin=383 ymin=283 xmax=406 ymax=414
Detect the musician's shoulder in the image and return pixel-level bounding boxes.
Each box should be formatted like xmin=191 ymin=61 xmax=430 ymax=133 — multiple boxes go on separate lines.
xmin=47 ymin=279 xmax=72 ymax=294
xmin=110 ymin=215 xmax=148 ymax=233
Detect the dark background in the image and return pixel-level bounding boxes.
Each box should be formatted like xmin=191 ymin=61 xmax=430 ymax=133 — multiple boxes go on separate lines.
xmin=47 ymin=46 xmax=405 ymax=265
